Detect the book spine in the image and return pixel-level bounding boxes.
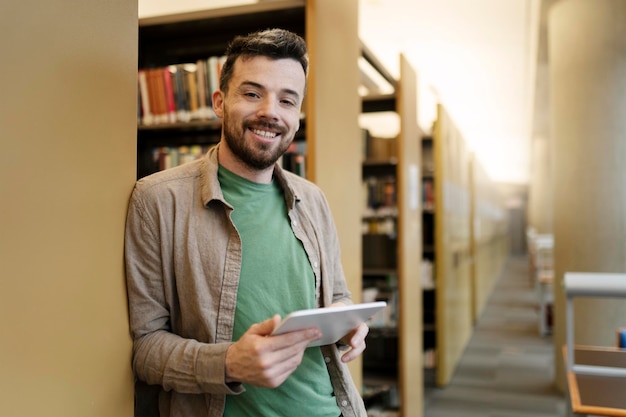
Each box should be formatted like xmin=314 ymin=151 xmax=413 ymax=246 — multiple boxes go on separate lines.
xmin=207 ymin=56 xmax=220 ymax=100
xmin=174 ymin=64 xmax=191 ymax=123
xmin=154 ymin=68 xmax=169 ymax=124
xmin=195 ymin=60 xmax=212 ymax=120
xmin=138 ymin=70 xmax=153 ymax=126
xmin=184 ymin=63 xmax=199 ymax=120
xmin=162 ymin=67 xmax=177 ymax=123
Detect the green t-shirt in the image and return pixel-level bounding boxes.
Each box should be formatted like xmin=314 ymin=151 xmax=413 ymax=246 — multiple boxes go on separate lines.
xmin=219 ymin=166 xmax=340 ymax=417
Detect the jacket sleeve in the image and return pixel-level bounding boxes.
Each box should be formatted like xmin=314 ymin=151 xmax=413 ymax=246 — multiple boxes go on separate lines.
xmin=315 ymin=189 xmax=353 ymax=307
xmin=124 ymin=184 xmax=243 ymax=395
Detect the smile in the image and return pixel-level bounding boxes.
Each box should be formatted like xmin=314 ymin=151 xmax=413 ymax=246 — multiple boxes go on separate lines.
xmin=250 ymin=128 xmax=279 ymax=139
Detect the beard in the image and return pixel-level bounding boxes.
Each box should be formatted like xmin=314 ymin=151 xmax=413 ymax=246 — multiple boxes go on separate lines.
xmin=222 ymin=111 xmax=294 ymax=170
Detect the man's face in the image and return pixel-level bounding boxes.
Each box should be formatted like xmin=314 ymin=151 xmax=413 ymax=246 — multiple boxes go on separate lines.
xmin=213 ymin=56 xmax=306 ymax=171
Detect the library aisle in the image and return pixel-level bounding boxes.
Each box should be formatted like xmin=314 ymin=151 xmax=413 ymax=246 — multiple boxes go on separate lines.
xmin=423 ymin=255 xmax=566 ymax=417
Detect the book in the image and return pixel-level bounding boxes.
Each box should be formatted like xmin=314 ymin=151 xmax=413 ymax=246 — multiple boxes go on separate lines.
xmin=162 ymin=67 xmax=177 ymax=123
xmin=183 ymin=63 xmax=199 ymax=119
xmin=173 ymin=64 xmax=191 ymax=123
xmin=138 ymin=70 xmax=153 ymax=126
xmin=148 ymin=68 xmax=168 ymax=124
xmin=196 ymin=59 xmax=216 ymax=120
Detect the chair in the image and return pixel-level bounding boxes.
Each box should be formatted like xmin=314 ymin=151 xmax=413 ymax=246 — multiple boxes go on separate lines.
xmin=563 ymin=272 xmax=626 ymax=417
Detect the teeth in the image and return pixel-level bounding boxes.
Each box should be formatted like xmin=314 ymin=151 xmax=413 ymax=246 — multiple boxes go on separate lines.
xmin=251 ymin=128 xmax=277 ymax=139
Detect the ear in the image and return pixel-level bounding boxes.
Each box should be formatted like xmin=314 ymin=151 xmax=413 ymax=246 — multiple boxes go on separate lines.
xmin=212 ymin=90 xmax=224 ymax=119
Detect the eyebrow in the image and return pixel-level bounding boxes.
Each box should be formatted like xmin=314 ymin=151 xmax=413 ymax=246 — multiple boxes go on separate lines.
xmin=240 ymin=81 xmax=301 ymax=101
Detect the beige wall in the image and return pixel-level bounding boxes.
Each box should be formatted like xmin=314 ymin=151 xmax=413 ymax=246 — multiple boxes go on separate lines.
xmin=527 ymin=135 xmax=553 ymax=234
xmin=0 ymin=1 xmax=137 ymax=415
xmin=549 ymin=0 xmax=626 ymax=392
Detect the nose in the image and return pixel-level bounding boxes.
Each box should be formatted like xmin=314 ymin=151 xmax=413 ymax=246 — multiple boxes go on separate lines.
xmin=256 ymin=96 xmax=279 ymax=120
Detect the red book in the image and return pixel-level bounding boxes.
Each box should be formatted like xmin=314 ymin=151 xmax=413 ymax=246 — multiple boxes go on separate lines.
xmin=162 ymin=67 xmax=177 ymax=123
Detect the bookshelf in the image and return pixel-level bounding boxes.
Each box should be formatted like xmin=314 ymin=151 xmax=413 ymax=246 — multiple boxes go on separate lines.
xmin=430 ymin=104 xmax=509 ymax=387
xmin=137 ymin=2 xmax=308 ymax=180
xmin=432 ymin=104 xmax=473 ymax=387
xmin=421 ymin=135 xmax=436 ymax=370
xmin=469 ymin=153 xmax=509 ymax=324
xmin=361 ymin=55 xmax=423 ymax=417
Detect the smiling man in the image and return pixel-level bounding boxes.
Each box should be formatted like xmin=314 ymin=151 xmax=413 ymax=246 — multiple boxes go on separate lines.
xmin=125 ymin=29 xmax=368 ymax=417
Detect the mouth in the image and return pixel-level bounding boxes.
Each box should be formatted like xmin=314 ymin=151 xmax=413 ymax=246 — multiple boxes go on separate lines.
xmin=249 ymin=127 xmax=279 ymax=140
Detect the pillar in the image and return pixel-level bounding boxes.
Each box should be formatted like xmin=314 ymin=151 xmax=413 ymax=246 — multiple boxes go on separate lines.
xmin=549 ymin=0 xmax=626 ymax=391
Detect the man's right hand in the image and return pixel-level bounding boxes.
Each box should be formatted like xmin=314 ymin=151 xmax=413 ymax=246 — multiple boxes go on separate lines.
xmin=224 ymin=315 xmax=322 ymax=388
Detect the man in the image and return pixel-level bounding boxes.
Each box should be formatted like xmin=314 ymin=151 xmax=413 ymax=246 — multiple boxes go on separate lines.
xmin=125 ymin=29 xmax=368 ymax=416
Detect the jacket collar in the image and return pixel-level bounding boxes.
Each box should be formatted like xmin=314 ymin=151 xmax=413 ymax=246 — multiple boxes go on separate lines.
xmin=199 ymin=143 xmax=299 ymax=210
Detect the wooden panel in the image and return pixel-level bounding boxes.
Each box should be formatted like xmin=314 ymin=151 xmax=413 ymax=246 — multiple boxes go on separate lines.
xmin=0 ymin=0 xmax=137 ymax=415
xmin=396 ymin=54 xmax=423 ymax=417
xmin=469 ymin=154 xmax=508 ymax=321
xmin=434 ymin=104 xmax=473 ymax=387
xmin=305 ymin=0 xmax=364 ymax=386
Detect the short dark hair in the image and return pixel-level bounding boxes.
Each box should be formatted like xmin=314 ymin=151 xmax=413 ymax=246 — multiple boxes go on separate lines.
xmin=219 ymin=28 xmax=308 ymax=93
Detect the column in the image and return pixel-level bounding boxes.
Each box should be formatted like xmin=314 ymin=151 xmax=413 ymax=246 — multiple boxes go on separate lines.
xmin=549 ymin=0 xmax=626 ymax=391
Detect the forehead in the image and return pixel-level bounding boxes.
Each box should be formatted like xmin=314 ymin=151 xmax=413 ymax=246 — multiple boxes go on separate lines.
xmin=231 ymin=55 xmax=306 ymax=94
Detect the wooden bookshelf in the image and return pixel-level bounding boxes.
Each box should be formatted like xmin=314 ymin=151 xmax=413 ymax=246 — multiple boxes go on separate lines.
xmin=432 ymin=104 xmax=473 ymax=387
xmin=137 ymin=2 xmax=308 ymax=179
xmin=421 ymin=135 xmax=436 ymax=369
xmin=469 ymin=153 xmax=509 ymax=323
xmin=430 ymin=104 xmax=509 ymax=387
xmin=361 ymin=55 xmax=423 ymax=417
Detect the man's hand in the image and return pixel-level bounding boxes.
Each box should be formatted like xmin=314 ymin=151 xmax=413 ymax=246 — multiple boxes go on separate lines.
xmin=225 ymin=315 xmax=322 ymax=388
xmin=337 ymin=322 xmax=369 ymax=363
xmin=328 ymin=302 xmax=370 ymax=363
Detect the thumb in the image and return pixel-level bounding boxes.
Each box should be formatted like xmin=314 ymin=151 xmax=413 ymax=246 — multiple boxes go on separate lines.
xmin=250 ymin=314 xmax=281 ymax=336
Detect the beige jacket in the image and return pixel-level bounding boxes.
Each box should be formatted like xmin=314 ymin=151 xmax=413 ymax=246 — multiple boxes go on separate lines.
xmin=125 ymin=144 xmax=366 ymax=417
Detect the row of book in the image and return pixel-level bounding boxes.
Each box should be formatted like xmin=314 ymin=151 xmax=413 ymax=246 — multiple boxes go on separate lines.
xmin=152 ymin=145 xmax=215 ymax=172
xmin=363 ymin=176 xmax=435 ymax=218
xmin=281 ymin=141 xmax=307 ymax=178
xmin=362 ymin=217 xmax=396 ymax=236
xmin=363 ymin=285 xmax=398 ymax=328
xmin=424 ymin=348 xmax=436 ymax=369
xmin=150 ymin=142 xmax=308 ymax=178
xmin=364 ymin=176 xmax=397 ymax=211
xmin=138 ymin=55 xmax=226 ymax=126
xmin=423 ymin=178 xmax=435 ymax=211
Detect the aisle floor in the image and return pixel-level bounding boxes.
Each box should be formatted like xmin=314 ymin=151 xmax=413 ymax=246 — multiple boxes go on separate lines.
xmin=423 ymin=255 xmax=567 ymax=417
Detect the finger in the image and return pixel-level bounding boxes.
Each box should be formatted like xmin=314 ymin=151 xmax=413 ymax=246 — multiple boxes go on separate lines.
xmin=248 ymin=314 xmax=282 ymax=337
xmin=349 ymin=323 xmax=369 ymax=346
xmin=341 ymin=341 xmax=365 ymax=363
xmin=256 ymin=350 xmax=307 ymax=387
xmin=253 ymin=335 xmax=319 ymax=387
xmin=340 ymin=323 xmax=369 ymax=363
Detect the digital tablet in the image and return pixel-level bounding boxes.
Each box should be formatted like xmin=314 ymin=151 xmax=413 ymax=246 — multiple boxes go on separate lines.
xmin=271 ymin=301 xmax=387 ymax=347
